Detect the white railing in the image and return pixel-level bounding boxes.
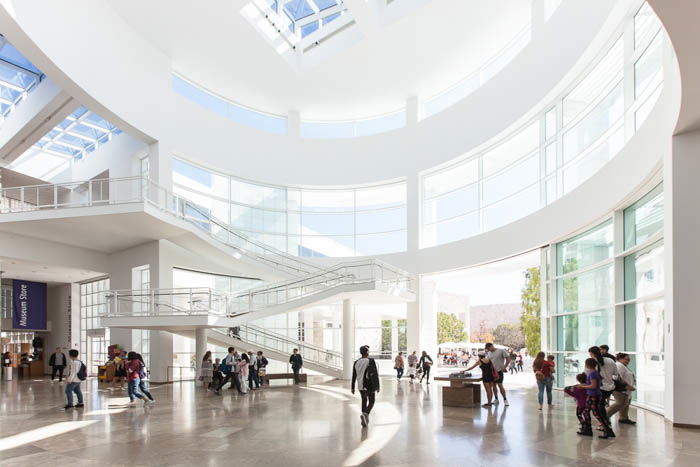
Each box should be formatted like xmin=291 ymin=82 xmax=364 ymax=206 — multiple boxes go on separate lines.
xmin=103 ymin=259 xmax=414 ymax=320
xmin=216 ymin=324 xmax=343 ymax=370
xmin=0 ymin=176 xmax=336 ymax=278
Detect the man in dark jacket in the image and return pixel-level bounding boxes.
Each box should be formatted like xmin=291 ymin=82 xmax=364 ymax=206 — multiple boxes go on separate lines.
xmin=49 ymin=347 xmax=67 ymax=382
xmin=351 ymin=345 xmax=380 ymax=427
xmin=289 ymin=348 xmax=303 ymax=384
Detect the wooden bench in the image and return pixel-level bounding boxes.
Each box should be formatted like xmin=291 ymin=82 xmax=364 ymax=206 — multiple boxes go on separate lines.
xmin=261 ymin=373 xmax=307 ymax=386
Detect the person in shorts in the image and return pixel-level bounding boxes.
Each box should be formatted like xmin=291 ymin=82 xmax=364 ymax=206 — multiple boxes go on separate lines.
xmin=485 ymin=343 xmax=510 ymax=406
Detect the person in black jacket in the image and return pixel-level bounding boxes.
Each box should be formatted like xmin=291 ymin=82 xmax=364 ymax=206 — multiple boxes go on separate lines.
xmin=419 ymin=351 xmax=433 ymax=384
xmin=351 ymin=345 xmax=380 ymax=427
xmin=289 ymin=348 xmax=303 ymax=384
xmin=49 ymin=347 xmax=67 ymax=382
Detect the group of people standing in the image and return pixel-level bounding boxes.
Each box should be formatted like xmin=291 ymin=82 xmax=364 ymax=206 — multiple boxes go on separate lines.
xmin=199 ymin=347 xmax=270 ymax=394
xmin=463 ymin=343 xmax=511 ymax=407
xmin=393 ymin=350 xmax=433 ymax=384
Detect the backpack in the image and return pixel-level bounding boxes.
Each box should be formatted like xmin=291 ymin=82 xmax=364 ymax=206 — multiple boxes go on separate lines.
xmin=138 ymin=361 xmax=147 ymax=380
xmin=77 ymin=361 xmax=87 ymax=381
xmin=363 ymin=359 xmax=379 ymax=392
xmin=219 ymin=357 xmax=232 ymax=374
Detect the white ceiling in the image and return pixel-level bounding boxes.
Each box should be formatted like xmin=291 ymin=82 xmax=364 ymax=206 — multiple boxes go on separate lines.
xmin=108 ymin=0 xmax=531 ymax=119
xmin=0 ymin=256 xmax=103 ymax=285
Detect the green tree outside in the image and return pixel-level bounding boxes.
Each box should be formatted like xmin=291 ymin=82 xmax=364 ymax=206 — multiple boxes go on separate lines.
xmin=437 ymin=312 xmax=468 ymax=345
xmin=520 ymin=267 xmax=541 ymax=356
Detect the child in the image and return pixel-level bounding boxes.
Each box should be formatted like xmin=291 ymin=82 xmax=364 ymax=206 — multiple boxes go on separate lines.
xmin=64 ymin=349 xmax=85 ymax=410
xmin=564 ymin=373 xmax=588 ymax=430
xmin=576 ymin=358 xmax=615 ymax=439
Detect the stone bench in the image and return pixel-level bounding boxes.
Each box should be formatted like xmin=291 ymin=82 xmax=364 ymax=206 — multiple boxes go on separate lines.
xmin=261 ymin=372 xmax=307 ymax=386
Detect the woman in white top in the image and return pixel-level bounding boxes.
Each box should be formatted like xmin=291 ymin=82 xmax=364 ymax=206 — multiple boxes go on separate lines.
xmin=589 ymin=346 xmax=619 ymax=428
xmin=607 ymin=352 xmax=636 ymax=425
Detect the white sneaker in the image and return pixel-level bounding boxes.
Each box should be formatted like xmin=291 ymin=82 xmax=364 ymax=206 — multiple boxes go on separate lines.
xmin=493 ymin=398 xmax=499 ymax=404
xmin=504 ymin=399 xmax=510 ymax=407
xmin=127 ymin=400 xmax=136 ymax=407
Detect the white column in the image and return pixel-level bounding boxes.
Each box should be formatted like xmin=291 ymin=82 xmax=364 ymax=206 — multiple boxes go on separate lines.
xmin=665 ymin=129 xmax=700 ymax=426
xmin=195 ymin=327 xmax=208 ymax=376
xmin=147 ymin=141 xmax=172 ymax=206
xmin=407 ymin=284 xmax=421 ymax=353
xmin=342 ymin=298 xmax=354 ymax=380
xmin=420 ymin=280 xmax=438 ymax=356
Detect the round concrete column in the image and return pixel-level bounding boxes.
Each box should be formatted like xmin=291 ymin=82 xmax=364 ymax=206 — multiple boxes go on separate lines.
xmin=195 ymin=328 xmax=207 ymax=376
xmin=342 ymin=299 xmax=354 ymax=380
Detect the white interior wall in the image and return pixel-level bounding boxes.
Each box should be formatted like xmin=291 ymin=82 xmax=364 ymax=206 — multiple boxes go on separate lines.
xmin=44 ymin=283 xmax=71 ymax=373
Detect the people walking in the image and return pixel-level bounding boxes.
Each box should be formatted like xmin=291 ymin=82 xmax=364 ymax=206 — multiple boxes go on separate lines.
xmin=214 ymin=347 xmax=242 ymax=394
xmin=532 ymin=352 xmax=555 ymax=410
xmin=407 ymin=351 xmax=418 ymax=384
xmin=607 ymin=352 xmax=636 ymax=425
xmin=136 ymin=353 xmax=155 ymax=403
xmin=63 ymin=349 xmax=86 ymax=410
xmin=239 ymin=352 xmax=250 ymax=393
xmin=464 ymin=351 xmax=496 ymax=408
xmin=200 ymin=351 xmax=214 ymax=390
xmin=256 ymin=351 xmax=268 ymax=387
xmin=485 ymin=343 xmax=510 ymax=406
xmin=394 ymin=352 xmax=405 ymax=381
xmin=351 ymin=345 xmax=380 ymax=427
xmin=49 ymin=347 xmax=67 ymax=382
xmin=289 ymin=348 xmax=303 ymax=385
xmin=576 ymin=358 xmax=615 ymax=439
xmin=419 ymin=351 xmax=433 ymax=384
xmin=125 ymin=351 xmax=149 ymax=407
xmin=588 ymin=346 xmax=618 ymax=427
xmin=247 ymin=350 xmax=261 ymax=390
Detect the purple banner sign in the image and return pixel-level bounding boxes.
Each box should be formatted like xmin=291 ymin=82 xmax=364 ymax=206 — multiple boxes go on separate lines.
xmin=12 ymin=280 xmax=47 ymax=330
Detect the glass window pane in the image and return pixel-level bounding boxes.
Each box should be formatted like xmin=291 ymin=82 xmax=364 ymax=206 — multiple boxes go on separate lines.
xmin=629 ymin=353 xmax=665 ymax=410
xmin=482 ymin=120 xmax=539 ymax=177
xmin=545 ymin=108 xmax=557 ymax=140
xmin=557 ymin=264 xmax=613 ymax=313
xmin=356 ymin=206 xmax=406 ymax=235
xmin=556 ymin=309 xmax=613 ymax=352
xmin=355 ymin=231 xmax=407 ymax=256
xmin=634 ymin=2 xmax=662 ymax=51
xmin=422 ymin=183 xmax=479 ymax=224
xmin=634 ymin=33 xmax=663 ymax=100
xmin=483 ymin=152 xmax=539 ymax=205
xmin=355 ymin=184 xmax=405 ymax=210
xmin=482 ymin=183 xmax=540 ymax=232
xmin=624 ymin=299 xmax=664 ymax=353
xmin=423 ymin=159 xmax=479 ymax=199
xmin=562 ymin=125 xmax=624 ymax=194
xmin=624 ymin=241 xmax=664 ymax=300
xmin=624 ymin=184 xmax=664 ymax=249
xmin=424 ymin=211 xmax=480 ymax=247
xmin=301 ymin=190 xmax=354 ymax=212
xmin=545 ymin=143 xmax=556 ymax=175
xmin=301 ymin=212 xmax=354 ymax=236
xmin=563 ymin=82 xmax=624 ymax=163
xmin=557 ymin=220 xmax=613 ymax=275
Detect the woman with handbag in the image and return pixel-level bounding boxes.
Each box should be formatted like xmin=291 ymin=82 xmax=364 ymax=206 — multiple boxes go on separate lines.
xmin=465 ymin=352 xmax=496 ymax=408
xmin=533 ymin=352 xmax=555 ymax=410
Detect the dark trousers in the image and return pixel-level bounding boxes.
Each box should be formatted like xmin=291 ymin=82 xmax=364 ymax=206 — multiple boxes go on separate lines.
xmin=248 ymin=369 xmax=260 ymax=389
xmin=51 ymin=365 xmax=65 ymax=381
xmin=360 ymin=390 xmax=375 ymax=415
xmin=576 ymin=407 xmax=586 ymax=426
xmin=582 ymin=395 xmax=610 ymax=429
xmin=396 ymin=367 xmax=404 ymax=379
xmin=217 ymin=372 xmax=242 ymax=392
xmin=420 ymin=365 xmax=431 ymax=382
xmin=292 ymin=367 xmax=301 ymax=384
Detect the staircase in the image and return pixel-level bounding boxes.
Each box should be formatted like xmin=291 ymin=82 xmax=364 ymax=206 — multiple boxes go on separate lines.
xmin=170 ymin=325 xmax=343 ymax=378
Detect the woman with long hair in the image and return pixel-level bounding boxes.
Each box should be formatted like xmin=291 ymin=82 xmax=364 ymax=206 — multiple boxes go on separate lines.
xmin=465 ymin=352 xmax=496 ymax=408
xmin=588 ymin=346 xmax=617 ymax=428
xmin=125 ymin=351 xmax=149 ymax=407
xmin=532 ymin=351 xmax=555 ymax=410
xmin=200 ymin=350 xmax=213 ymax=390
xmin=136 ymin=353 xmax=155 ymax=402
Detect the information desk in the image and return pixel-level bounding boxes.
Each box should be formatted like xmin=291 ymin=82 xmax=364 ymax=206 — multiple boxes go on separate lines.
xmin=434 ymin=376 xmax=482 ymax=408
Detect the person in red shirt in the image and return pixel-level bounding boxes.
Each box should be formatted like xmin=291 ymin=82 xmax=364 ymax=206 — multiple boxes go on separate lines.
xmin=532 ymin=352 xmax=556 ymax=410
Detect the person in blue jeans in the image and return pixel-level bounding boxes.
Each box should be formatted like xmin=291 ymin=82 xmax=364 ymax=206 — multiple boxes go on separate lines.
xmin=126 ymin=351 xmax=149 ymax=407
xmin=532 ymin=352 xmax=555 ymax=410
xmin=64 ymin=349 xmax=84 ymax=410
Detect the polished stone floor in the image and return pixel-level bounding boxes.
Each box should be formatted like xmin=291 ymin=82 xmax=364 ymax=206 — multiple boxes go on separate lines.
xmin=1 ymin=373 xmax=699 ymax=467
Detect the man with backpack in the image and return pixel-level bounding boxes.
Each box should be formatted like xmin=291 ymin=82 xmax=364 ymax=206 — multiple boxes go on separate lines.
xmin=351 ymin=345 xmax=380 ymax=427
xmin=64 ymin=349 xmax=86 ymax=409
xmin=214 ymin=347 xmax=242 ymax=394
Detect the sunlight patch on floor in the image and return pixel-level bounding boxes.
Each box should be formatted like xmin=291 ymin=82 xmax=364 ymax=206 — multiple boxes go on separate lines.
xmin=0 ymin=420 xmax=99 ymax=452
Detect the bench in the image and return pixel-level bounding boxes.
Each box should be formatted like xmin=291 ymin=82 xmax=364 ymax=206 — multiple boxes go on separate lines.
xmin=261 ymin=372 xmax=307 ymax=386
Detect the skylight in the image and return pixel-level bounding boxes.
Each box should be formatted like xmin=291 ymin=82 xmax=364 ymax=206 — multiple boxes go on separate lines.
xmin=9 ymin=106 xmax=122 ymax=180
xmin=243 ymin=0 xmax=351 ymax=54
xmin=0 ymin=34 xmax=43 ymax=125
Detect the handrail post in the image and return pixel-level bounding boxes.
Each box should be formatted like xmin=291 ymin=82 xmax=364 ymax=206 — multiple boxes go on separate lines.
xmin=88 ymin=180 xmax=92 ymax=206
xmin=53 ymin=183 xmax=58 ymax=208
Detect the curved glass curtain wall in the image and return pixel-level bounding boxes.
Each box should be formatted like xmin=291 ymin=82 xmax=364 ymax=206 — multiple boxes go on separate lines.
xmin=421 ymin=2 xmax=664 ymax=248
xmin=545 ymin=182 xmax=664 ymax=412
xmin=172 ymin=74 xmax=288 ymax=135
xmin=171 ymin=22 xmax=534 ymax=138
xmin=172 ymin=158 xmax=407 ymax=257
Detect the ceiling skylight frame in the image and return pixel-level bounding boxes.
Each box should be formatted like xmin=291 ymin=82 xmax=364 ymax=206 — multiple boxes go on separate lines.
xmin=0 ymin=34 xmax=43 ymax=123
xmin=246 ymin=0 xmax=351 ymax=52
